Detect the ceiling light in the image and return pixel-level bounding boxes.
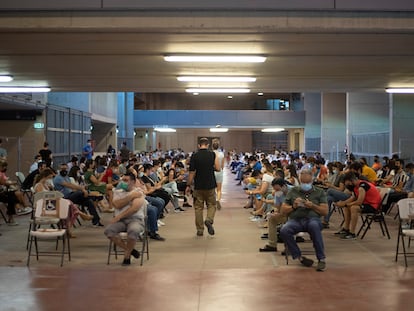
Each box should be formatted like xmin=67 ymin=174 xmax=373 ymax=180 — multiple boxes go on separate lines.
xmin=257 ymin=92 xmax=264 ymax=96
xmin=210 ymin=128 xmax=229 ymax=133
xmin=227 ymin=96 xmax=233 ymax=99
xmin=0 ymin=75 xmax=13 ymax=82
xmin=177 ymin=76 xmax=256 ymax=82
xmin=186 ymin=88 xmax=250 ymax=94
xmin=0 ymin=87 xmax=51 ymax=93
xmin=192 ymin=92 xmax=199 ymax=96
xmin=385 ymin=88 xmax=414 ymax=94
xmin=154 ymin=127 xmax=176 ymax=133
xmin=261 ymin=128 xmax=285 ymax=133
xmin=165 ymin=55 xmax=266 ymax=63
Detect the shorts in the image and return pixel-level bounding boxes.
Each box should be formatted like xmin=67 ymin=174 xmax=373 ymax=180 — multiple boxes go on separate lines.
xmin=360 ymin=204 xmax=378 ymax=213
xmin=214 ymin=170 xmax=223 ymax=183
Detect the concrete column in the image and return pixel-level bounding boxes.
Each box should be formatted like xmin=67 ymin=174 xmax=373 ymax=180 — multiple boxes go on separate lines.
xmin=303 ymin=93 xmax=322 ymax=155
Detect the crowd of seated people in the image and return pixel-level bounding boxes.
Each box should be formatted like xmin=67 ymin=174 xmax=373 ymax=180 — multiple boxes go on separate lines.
xmin=234 ymin=149 xmax=414 ymax=271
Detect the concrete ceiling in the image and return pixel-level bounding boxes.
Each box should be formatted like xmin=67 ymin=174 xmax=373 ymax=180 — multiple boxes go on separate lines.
xmin=0 ymin=11 xmax=414 ymax=94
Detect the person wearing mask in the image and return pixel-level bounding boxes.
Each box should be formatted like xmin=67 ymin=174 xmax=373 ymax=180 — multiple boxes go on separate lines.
xmin=335 ymin=172 xmax=381 ymax=240
xmin=104 ymin=172 xmax=147 ymax=266
xmin=279 ymin=168 xmax=328 ymax=271
xmin=53 ymin=163 xmax=103 ymax=227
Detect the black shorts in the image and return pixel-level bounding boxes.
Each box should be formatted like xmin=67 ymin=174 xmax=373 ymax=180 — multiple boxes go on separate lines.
xmin=361 ymin=204 xmax=378 ymax=213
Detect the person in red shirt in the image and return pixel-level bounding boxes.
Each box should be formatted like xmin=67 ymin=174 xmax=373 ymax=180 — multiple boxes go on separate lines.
xmin=335 ymin=172 xmax=381 ymax=240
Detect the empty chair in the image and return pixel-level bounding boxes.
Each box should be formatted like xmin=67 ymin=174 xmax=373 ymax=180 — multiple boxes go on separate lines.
xmin=27 ymin=196 xmax=71 ymax=267
xmin=395 ymin=198 xmax=414 ymax=267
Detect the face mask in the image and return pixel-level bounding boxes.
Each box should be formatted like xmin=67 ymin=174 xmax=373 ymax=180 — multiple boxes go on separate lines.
xmin=117 ymin=181 xmax=129 ymax=191
xmin=300 ymin=183 xmax=312 ymax=192
xmin=138 ymin=172 xmax=144 ymax=178
xmin=60 ymin=170 xmax=68 ymax=177
xmin=333 ymin=169 xmax=338 ymax=174
xmin=346 ymin=184 xmax=354 ymax=192
xmin=261 ymin=168 xmax=266 ymax=173
xmin=157 ymin=167 xmax=162 ymax=173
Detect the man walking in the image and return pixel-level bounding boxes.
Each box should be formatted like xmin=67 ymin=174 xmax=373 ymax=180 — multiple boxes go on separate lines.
xmin=186 ymin=138 xmax=221 ymax=236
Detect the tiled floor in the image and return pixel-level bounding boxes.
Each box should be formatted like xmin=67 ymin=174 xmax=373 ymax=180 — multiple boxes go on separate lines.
xmin=0 ymin=168 xmax=413 ymax=311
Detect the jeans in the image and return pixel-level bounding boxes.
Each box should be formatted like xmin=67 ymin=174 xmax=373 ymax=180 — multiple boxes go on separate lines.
xmin=146 ymin=204 xmax=158 ymax=233
xmin=324 ymin=188 xmax=351 ymax=223
xmin=280 ymin=217 xmax=325 ymax=261
xmin=65 ymin=191 xmax=100 ymax=224
xmin=145 ymin=196 xmax=164 ymax=218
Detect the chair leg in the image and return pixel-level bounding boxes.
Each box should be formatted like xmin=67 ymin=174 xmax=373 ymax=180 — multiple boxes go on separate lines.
xmin=27 ymin=236 xmax=33 ymax=266
xmin=107 ymin=240 xmax=113 ymax=265
xmin=61 ymin=237 xmax=66 ymax=267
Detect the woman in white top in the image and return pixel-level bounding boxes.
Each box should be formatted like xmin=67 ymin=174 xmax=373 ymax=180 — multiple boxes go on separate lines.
xmin=246 ymin=162 xmax=275 ymax=216
xmin=212 ymin=139 xmax=225 ymax=210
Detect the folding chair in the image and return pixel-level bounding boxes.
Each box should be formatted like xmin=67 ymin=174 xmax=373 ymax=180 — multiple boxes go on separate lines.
xmin=357 ymin=187 xmax=391 ymax=240
xmin=27 ymin=197 xmax=71 ymax=267
xmin=26 ymin=191 xmax=64 ymax=250
xmin=15 ymin=172 xmax=34 ymax=207
xmin=395 ymin=198 xmax=414 ymax=267
xmin=107 ymin=205 xmax=149 ymax=266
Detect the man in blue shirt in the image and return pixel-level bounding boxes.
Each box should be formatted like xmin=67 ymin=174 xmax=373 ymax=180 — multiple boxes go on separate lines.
xmin=53 ymin=163 xmax=102 ymax=226
xmin=82 ymin=139 xmax=94 ymax=160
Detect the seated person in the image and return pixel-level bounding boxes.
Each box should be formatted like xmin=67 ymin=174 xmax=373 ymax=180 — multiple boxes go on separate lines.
xmin=246 ymin=162 xmax=274 ymax=217
xmin=335 ymin=172 xmax=381 ymax=240
xmin=259 ymin=178 xmax=290 ymax=252
xmin=104 ymin=172 xmax=147 ymax=266
xmin=53 ymin=163 xmax=103 ymax=227
xmin=84 ymin=159 xmax=114 ymax=212
xmin=0 ymin=160 xmax=32 ymax=225
xmin=381 ymin=159 xmax=409 ymax=212
xmin=279 ymin=168 xmax=328 ymax=271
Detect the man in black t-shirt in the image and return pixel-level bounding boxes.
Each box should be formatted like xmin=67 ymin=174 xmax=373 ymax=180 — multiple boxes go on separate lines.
xmin=186 ymin=138 xmax=220 ymax=236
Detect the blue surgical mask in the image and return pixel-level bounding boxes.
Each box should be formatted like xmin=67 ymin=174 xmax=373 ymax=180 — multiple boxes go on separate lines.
xmin=138 ymin=172 xmax=144 ymax=178
xmin=117 ymin=181 xmax=129 ymax=191
xmin=300 ymin=183 xmax=313 ymax=192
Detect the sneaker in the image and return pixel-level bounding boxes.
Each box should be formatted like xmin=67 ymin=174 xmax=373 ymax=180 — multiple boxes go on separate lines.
xmin=157 ymin=219 xmax=165 ymax=226
xmin=122 ymin=258 xmax=131 ymax=266
xmin=149 ymin=232 xmax=166 ymax=241
xmin=7 ymin=219 xmax=19 ymax=226
xmin=183 ymin=202 xmax=192 ymax=208
xmin=341 ymin=233 xmax=357 ymax=240
xmin=204 ymin=220 xmax=215 ymax=236
xmin=174 ymin=207 xmax=185 ymax=213
xmin=250 ymin=216 xmax=262 ymax=222
xmin=16 ymin=207 xmax=32 ymax=216
xmin=93 ymin=221 xmax=104 ymax=227
xmin=334 ymin=228 xmax=349 ymax=235
xmin=131 ymin=249 xmax=140 ymax=259
xmin=316 ymin=260 xmax=326 ymax=271
xmin=216 ymin=201 xmax=222 ymax=210
xmin=259 ymin=245 xmax=277 ymax=252
xmin=300 ymin=256 xmax=314 ymax=267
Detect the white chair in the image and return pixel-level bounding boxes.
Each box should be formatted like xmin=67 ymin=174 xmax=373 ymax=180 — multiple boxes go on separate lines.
xmin=26 ymin=191 xmax=64 ymax=249
xmin=395 ymin=198 xmax=414 ymax=267
xmin=27 ymin=197 xmax=71 ymax=267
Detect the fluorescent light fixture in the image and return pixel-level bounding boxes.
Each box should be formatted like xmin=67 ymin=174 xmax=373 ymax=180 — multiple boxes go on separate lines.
xmin=192 ymin=92 xmax=199 ymax=96
xmin=210 ymin=128 xmax=229 ymax=133
xmin=186 ymin=88 xmax=250 ymax=94
xmin=385 ymin=88 xmax=414 ymax=94
xmin=261 ymin=128 xmax=285 ymax=133
xmin=177 ymin=76 xmax=256 ymax=82
xmin=165 ymin=55 xmax=266 ymax=63
xmin=0 ymin=87 xmax=51 ymax=93
xmin=0 ymin=75 xmax=13 ymax=82
xmin=257 ymin=92 xmax=264 ymax=96
xmin=154 ymin=127 xmax=176 ymax=133
xmin=227 ymin=96 xmax=233 ymax=99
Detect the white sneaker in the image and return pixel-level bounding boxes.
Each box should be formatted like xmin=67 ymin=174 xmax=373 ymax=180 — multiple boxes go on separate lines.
xmin=157 ymin=219 xmax=165 ymax=226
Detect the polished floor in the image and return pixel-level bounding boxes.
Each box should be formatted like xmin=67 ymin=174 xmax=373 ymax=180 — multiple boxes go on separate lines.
xmin=0 ymin=168 xmax=413 ymax=311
